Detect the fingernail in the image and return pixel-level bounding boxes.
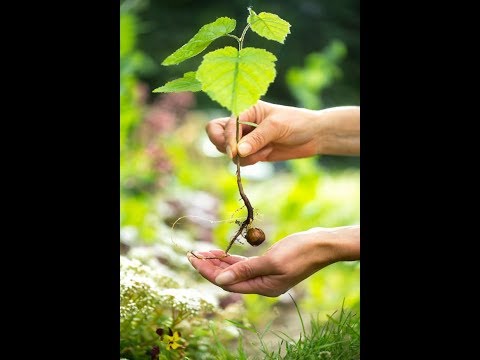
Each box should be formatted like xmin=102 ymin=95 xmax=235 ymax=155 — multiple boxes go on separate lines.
xmin=226 ymin=145 xmax=233 ymax=159
xmin=187 ymin=254 xmax=197 ymax=268
xmin=215 ymin=271 xmax=235 ymax=285
xmin=237 ymin=142 xmax=252 ymax=157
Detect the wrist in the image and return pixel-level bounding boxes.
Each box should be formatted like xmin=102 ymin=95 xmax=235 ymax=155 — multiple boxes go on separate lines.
xmin=308 ymin=226 xmax=360 ymax=266
xmin=329 ymin=225 xmax=360 ymax=261
xmin=315 ymin=106 xmax=360 ymax=155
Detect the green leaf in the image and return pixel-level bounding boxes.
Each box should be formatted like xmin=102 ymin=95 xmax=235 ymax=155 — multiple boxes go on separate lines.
xmin=196 ymin=46 xmax=277 ymax=115
xmin=247 ymin=9 xmax=291 ymax=44
xmin=162 ymin=17 xmax=236 ymax=66
xmin=152 ymin=71 xmax=202 ymax=93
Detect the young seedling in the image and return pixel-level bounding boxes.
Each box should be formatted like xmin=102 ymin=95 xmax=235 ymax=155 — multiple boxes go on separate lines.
xmin=154 ymin=7 xmax=291 ymax=258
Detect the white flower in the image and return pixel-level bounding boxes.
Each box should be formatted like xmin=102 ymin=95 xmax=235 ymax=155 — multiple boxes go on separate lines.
xmin=157 ymin=288 xmax=217 ymax=315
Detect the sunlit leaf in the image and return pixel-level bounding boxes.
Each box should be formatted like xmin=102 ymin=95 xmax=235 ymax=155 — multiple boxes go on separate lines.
xmin=196 ymin=46 xmax=277 ymax=115
xmin=152 ymin=71 xmax=201 ymax=93
xmin=162 ymin=17 xmax=236 ymax=66
xmin=247 ymin=9 xmax=291 ymax=44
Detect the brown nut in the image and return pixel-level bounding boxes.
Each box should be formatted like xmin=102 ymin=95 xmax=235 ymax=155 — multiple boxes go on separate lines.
xmin=245 ymin=227 xmax=265 ymax=246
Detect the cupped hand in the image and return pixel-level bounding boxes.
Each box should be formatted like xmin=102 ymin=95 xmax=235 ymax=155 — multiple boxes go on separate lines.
xmin=187 ymin=228 xmax=347 ymax=297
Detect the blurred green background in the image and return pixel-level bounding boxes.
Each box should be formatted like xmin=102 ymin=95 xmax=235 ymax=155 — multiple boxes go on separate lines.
xmin=121 ymin=0 xmax=359 ymax=357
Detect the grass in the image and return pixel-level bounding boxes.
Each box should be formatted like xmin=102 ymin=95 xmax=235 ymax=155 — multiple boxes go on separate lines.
xmin=226 ymin=296 xmax=360 ymax=360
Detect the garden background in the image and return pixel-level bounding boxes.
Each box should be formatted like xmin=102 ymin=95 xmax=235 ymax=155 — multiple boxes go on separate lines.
xmin=120 ymin=0 xmax=359 ymax=358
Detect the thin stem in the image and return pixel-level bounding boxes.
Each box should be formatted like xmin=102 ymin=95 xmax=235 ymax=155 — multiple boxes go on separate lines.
xmin=226 ymin=23 xmax=249 ymax=51
xmin=224 ymin=116 xmax=254 ymax=254
xmin=226 ymin=34 xmax=240 ymax=42
xmin=239 ymin=24 xmax=251 ymax=50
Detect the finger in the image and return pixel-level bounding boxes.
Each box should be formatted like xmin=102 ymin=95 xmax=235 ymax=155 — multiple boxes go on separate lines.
xmin=224 ymin=116 xmax=240 ymax=158
xmin=238 ymin=146 xmax=274 ymax=166
xmin=238 ymin=101 xmax=267 ymax=124
xmin=191 ymin=250 xmax=247 ymax=263
xmin=237 ymin=120 xmax=280 ymax=158
xmin=188 ymin=251 xmax=222 ymax=266
xmin=220 ymin=276 xmax=283 ymax=297
xmin=226 ymin=101 xmax=271 ymax=158
xmin=214 ymin=256 xmax=276 ymax=286
xmin=207 ymin=250 xmax=248 ymax=264
xmin=187 ymin=254 xmax=224 ymax=283
xmin=187 ymin=251 xmax=246 ymax=273
xmin=239 ymin=123 xmax=256 ymax=137
xmin=205 ymin=118 xmax=229 ymax=152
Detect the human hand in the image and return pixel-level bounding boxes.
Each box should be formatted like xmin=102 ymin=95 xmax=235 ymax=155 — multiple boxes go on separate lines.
xmin=206 ymin=101 xmax=322 ymax=166
xmin=205 ymin=101 xmax=360 ymax=166
xmin=187 ymin=226 xmax=360 ymax=297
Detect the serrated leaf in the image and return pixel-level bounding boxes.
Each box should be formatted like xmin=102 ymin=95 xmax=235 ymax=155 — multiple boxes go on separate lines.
xmin=162 ymin=17 xmax=236 ymax=66
xmin=247 ymin=9 xmax=291 ymax=44
xmin=152 ymin=71 xmax=202 ymax=93
xmin=196 ymin=46 xmax=277 ymax=115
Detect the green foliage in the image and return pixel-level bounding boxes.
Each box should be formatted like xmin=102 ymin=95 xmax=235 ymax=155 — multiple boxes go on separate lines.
xmin=247 ymin=8 xmax=291 ymax=44
xmin=286 ymin=40 xmax=347 ymax=110
xmin=242 ymin=294 xmax=279 ymax=325
xmin=120 ymin=195 xmax=156 ymax=242
xmin=305 ymin=262 xmax=360 ymax=313
xmin=162 ymin=17 xmax=237 ymax=66
xmin=276 ymin=307 xmax=359 ymax=359
xmin=231 ymin=300 xmax=360 ymax=359
xmin=155 ymin=8 xmax=291 ymax=115
xmin=207 ymin=322 xmax=245 ymax=360
xmin=196 ymin=46 xmax=277 ymax=115
xmin=152 ymin=71 xmax=202 ymax=93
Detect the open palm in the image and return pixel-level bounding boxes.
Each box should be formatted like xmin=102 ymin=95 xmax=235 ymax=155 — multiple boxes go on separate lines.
xmin=187 ymin=229 xmax=340 ymax=297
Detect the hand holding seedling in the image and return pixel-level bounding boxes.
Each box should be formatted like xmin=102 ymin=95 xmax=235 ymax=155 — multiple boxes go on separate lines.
xmin=207 ymin=100 xmax=360 ymax=166
xmin=187 ymin=226 xmax=359 ymax=297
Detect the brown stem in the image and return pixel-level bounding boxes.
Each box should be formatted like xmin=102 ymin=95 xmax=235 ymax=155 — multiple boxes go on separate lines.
xmin=223 ymin=116 xmax=254 ymax=253
xmin=190 ymin=116 xmax=254 ymax=259
xmin=235 ymin=116 xmax=254 ymax=221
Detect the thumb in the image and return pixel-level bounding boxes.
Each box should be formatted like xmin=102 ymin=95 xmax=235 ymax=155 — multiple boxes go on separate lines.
xmin=215 ymin=256 xmax=271 ymax=285
xmin=237 ymin=120 xmax=278 ymax=157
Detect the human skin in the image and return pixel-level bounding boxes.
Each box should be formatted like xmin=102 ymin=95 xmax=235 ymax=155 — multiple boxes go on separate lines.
xmin=188 ymin=101 xmax=360 ymax=297
xmin=205 ymin=100 xmax=360 ymax=166
xmin=187 ymin=226 xmax=360 ymax=297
